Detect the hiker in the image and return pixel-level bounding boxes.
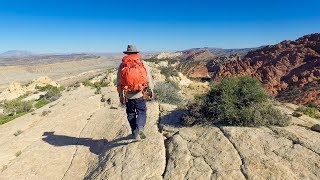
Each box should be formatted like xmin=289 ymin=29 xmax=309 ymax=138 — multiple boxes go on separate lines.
xmin=116 ymin=45 xmax=154 ymax=140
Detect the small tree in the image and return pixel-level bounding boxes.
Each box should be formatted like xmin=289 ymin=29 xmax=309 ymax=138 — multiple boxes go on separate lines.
xmin=2 ymin=99 xmax=33 ymax=115
xmin=183 ymin=76 xmax=290 ymax=127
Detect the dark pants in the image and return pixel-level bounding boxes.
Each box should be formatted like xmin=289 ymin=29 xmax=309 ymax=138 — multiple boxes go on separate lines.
xmin=125 ymin=97 xmax=147 ymax=133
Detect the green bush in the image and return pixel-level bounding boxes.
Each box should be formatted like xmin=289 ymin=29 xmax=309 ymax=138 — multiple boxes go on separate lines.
xmin=83 ymin=79 xmax=108 ymax=88
xmin=165 ymin=79 xmax=181 ymax=90
xmin=44 ymin=87 xmax=62 ymax=102
xmin=160 ymin=66 xmax=179 ymax=79
xmin=296 ymin=106 xmax=320 ymax=119
xmin=36 ymin=85 xmax=64 ymax=92
xmin=94 ymin=81 xmax=108 ymax=88
xmin=2 ymin=99 xmax=33 ymax=115
xmin=144 ymin=58 xmax=178 ymax=64
xmin=183 ymin=76 xmax=290 ymax=127
xmin=82 ymin=80 xmax=94 ymax=87
xmin=0 ymin=97 xmax=31 ymax=125
xmin=35 ymin=99 xmax=50 ymax=109
xmin=35 ymin=85 xmax=63 ymax=102
xmin=0 ymin=112 xmax=28 ymax=125
xmin=154 ymin=81 xmax=184 ymax=105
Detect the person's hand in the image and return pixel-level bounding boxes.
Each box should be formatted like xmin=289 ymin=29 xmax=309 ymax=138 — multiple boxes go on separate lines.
xmin=148 ymin=89 xmax=154 ymax=100
xmin=119 ymin=93 xmax=125 ymax=104
xmin=119 ymin=96 xmax=125 ymax=104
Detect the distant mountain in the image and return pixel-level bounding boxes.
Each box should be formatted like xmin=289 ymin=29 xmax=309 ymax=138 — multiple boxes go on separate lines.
xmin=0 ymin=53 xmax=100 ymax=66
xmin=0 ymin=50 xmax=34 ymax=57
xmin=180 ymin=47 xmax=262 ymax=57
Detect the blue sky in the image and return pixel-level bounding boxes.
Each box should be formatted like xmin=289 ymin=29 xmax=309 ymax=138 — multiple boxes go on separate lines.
xmin=0 ymin=0 xmax=319 ymax=53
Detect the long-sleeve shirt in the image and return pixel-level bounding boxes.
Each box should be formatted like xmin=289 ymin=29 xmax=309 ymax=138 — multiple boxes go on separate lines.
xmin=116 ymin=60 xmax=154 ymax=99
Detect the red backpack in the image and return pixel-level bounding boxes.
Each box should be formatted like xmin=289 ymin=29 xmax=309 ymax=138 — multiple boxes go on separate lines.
xmin=118 ymin=54 xmax=148 ymax=93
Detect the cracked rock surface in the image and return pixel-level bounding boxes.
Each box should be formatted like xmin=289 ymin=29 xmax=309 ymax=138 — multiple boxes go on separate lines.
xmin=163 ymin=127 xmax=246 ymax=180
xmin=0 ymin=86 xmax=165 ymax=180
xmin=160 ymin=104 xmax=320 ymax=180
xmin=0 ymin=86 xmax=320 ymax=180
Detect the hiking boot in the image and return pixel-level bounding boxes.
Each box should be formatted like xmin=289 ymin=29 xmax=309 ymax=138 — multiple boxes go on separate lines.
xmin=138 ymin=130 xmax=146 ymax=139
xmin=133 ymin=128 xmax=146 ymax=140
xmin=133 ymin=129 xmax=139 ymax=140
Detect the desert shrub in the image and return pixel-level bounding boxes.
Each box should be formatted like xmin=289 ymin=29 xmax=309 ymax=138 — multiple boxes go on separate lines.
xmin=276 ymin=83 xmax=320 ymax=104
xmin=296 ymin=106 xmax=320 ymax=119
xmin=36 ymin=85 xmax=64 ymax=92
xmin=95 ymin=86 xmax=101 ymax=94
xmin=36 ymin=85 xmax=63 ymax=102
xmin=183 ymin=76 xmax=290 ymax=127
xmin=2 ymin=99 xmax=33 ymax=115
xmin=94 ymin=81 xmax=108 ymax=88
xmin=160 ymin=66 xmax=179 ymax=79
xmin=0 ymin=112 xmax=28 ymax=125
xmin=43 ymin=87 xmax=62 ymax=102
xmin=0 ymin=97 xmax=33 ymax=125
xmin=72 ymin=82 xmax=81 ymax=88
xmin=94 ymin=81 xmax=108 ymax=94
xmin=35 ymin=99 xmax=50 ymax=109
xmin=154 ymin=81 xmax=184 ymax=105
xmin=83 ymin=79 xmax=108 ymax=94
xmin=41 ymin=110 xmax=51 ymax=116
xmin=165 ymin=79 xmax=181 ymax=90
xmin=82 ymin=80 xmax=94 ymax=87
xmin=145 ymin=58 xmax=177 ymax=64
xmin=307 ymin=102 xmax=318 ymax=109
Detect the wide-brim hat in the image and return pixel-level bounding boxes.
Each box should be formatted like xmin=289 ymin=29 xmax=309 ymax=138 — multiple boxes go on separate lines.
xmin=123 ymin=45 xmax=139 ymax=54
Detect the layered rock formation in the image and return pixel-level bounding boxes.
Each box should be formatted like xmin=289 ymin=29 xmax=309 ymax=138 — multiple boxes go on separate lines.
xmin=177 ymin=54 xmax=241 ymax=79
xmin=212 ymin=33 xmax=320 ymax=107
xmin=182 ymin=49 xmax=216 ymax=62
xmin=155 ymin=52 xmax=183 ymax=59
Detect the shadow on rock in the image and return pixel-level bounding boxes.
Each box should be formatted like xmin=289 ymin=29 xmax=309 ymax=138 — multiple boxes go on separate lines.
xmin=160 ymin=109 xmax=185 ymax=128
xmin=84 ymin=134 xmax=139 ymax=180
xmin=42 ymin=131 xmax=137 ymax=155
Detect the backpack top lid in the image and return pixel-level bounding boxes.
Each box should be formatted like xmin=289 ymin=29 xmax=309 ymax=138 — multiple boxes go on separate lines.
xmin=122 ymin=53 xmax=141 ymax=64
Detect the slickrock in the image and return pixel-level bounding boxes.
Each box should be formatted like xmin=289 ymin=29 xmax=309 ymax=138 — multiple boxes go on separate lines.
xmin=159 ymin=103 xmax=320 ymax=180
xmin=84 ymin=102 xmax=166 ymax=180
xmin=220 ymin=126 xmax=320 ymax=179
xmin=163 ymin=127 xmax=246 ymax=180
xmin=1 ymin=78 xmax=320 ymax=180
xmin=0 ymin=86 xmax=165 ymax=180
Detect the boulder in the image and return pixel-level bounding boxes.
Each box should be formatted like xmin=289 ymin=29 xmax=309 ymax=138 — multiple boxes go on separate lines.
xmin=0 ymin=81 xmax=27 ymax=101
xmin=311 ymin=124 xmax=320 ymax=133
